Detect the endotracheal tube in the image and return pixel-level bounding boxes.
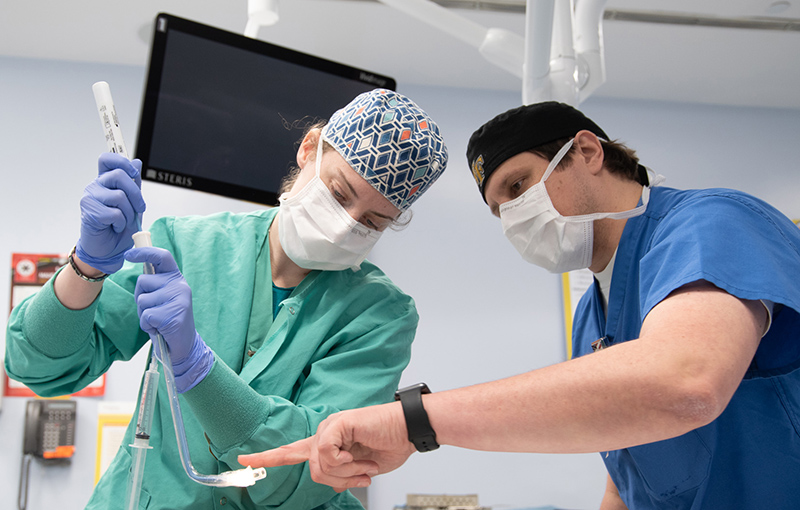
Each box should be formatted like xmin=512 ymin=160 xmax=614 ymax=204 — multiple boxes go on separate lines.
xmin=128 ymin=232 xmax=266 ymax=498
xmin=95 ymin=81 xmax=264 ymax=508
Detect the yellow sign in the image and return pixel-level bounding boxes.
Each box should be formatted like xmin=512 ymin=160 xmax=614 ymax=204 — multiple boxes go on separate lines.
xmin=95 ymin=402 xmax=134 ymax=485
xmin=561 ymin=268 xmax=594 ymax=360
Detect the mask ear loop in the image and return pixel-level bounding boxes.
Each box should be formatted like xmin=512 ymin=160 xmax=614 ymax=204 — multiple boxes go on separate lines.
xmin=314 ymin=133 xmax=324 ymax=178
xmin=636 ymin=167 xmax=666 ymax=213
xmin=278 ymin=131 xmax=326 ymax=203
xmin=500 ymin=138 xmax=575 ymax=217
xmin=541 ymin=138 xmax=575 ymax=183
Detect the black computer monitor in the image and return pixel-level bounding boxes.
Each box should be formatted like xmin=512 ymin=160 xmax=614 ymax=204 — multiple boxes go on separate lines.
xmin=136 ymin=13 xmax=396 ymax=205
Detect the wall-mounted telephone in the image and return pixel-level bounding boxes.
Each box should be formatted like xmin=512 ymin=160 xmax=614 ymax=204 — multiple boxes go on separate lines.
xmin=23 ymin=399 xmax=77 ymax=459
xmin=18 ymin=399 xmax=77 ymax=510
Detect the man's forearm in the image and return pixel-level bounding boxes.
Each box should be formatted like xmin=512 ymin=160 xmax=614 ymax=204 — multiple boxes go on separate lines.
xmin=423 ymin=284 xmax=763 ymax=454
xmin=423 ymin=342 xmax=710 ymax=454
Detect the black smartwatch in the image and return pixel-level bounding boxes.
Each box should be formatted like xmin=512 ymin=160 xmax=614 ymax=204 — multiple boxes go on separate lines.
xmin=394 ymin=383 xmax=439 ymax=452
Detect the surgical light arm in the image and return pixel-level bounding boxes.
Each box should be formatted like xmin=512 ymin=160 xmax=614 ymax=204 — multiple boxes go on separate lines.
xmin=375 ymin=0 xmax=609 ymax=106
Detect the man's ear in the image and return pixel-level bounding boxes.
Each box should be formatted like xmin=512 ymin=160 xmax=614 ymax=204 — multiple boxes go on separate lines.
xmin=573 ymin=130 xmax=604 ymax=175
xmin=297 ymin=129 xmax=321 ymax=168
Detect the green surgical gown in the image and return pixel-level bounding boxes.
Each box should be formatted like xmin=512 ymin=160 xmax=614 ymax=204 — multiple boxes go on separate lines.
xmin=6 ymin=207 xmax=418 ymax=510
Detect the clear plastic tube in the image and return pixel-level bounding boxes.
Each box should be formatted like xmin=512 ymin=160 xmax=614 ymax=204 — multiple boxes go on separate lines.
xmin=131 ymin=231 xmax=266 ymax=488
xmin=154 ymin=331 xmax=265 ymax=487
xmin=95 ymin=80 xmax=157 ymax=510
xmin=96 ymin=81 xmax=263 ymax=505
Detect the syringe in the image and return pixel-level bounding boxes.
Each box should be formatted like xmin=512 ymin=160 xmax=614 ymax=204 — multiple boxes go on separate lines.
xmin=125 ymin=356 xmax=160 ymax=510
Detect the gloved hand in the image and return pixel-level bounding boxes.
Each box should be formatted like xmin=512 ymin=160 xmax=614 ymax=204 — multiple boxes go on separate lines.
xmin=75 ymin=153 xmax=147 ymax=274
xmin=125 ymin=247 xmax=214 ymax=393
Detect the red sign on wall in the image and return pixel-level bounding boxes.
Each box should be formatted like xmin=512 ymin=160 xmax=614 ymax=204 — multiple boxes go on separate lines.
xmin=6 ymin=252 xmax=106 ymax=398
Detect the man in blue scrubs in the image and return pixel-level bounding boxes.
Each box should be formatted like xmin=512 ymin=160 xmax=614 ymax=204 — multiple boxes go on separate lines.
xmin=241 ymin=102 xmax=800 ymax=510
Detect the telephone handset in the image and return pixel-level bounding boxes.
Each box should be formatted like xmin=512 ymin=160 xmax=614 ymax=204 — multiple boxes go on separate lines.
xmin=23 ymin=399 xmax=77 ymax=459
xmin=18 ymin=399 xmax=77 ymax=510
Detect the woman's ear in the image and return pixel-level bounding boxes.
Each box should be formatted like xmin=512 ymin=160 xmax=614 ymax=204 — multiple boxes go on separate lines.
xmin=296 ymin=129 xmax=321 ymax=168
xmin=573 ymin=130 xmax=604 ymax=175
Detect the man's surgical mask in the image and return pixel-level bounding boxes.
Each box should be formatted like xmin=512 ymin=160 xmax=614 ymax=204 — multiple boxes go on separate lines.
xmin=278 ymin=138 xmax=382 ymax=271
xmin=499 ymin=139 xmax=660 ymax=273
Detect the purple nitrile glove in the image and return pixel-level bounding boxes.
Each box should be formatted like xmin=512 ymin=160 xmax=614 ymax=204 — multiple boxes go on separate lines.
xmin=125 ymin=246 xmax=214 ymax=393
xmin=75 ymin=153 xmax=146 ymax=274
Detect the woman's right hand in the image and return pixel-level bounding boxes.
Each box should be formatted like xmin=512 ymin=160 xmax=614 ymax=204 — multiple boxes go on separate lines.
xmin=75 ymin=153 xmax=146 ymax=274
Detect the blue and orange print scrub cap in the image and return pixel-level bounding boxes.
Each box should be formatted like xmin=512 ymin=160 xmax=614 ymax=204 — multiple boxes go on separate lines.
xmin=322 ymin=89 xmax=448 ymax=211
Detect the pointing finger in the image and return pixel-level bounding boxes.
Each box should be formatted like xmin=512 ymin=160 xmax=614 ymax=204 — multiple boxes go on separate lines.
xmin=238 ymin=437 xmax=314 ymax=468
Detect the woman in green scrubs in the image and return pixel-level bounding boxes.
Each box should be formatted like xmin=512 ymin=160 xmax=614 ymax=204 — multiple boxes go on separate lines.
xmin=5 ymin=89 xmax=448 ymax=510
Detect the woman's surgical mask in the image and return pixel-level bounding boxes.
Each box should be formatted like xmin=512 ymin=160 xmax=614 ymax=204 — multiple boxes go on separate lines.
xmin=499 ymin=138 xmax=662 ymax=273
xmin=278 ymin=137 xmax=382 ymax=271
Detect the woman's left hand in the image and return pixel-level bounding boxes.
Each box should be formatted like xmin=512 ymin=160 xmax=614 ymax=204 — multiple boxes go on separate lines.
xmin=125 ymin=247 xmax=214 ymax=392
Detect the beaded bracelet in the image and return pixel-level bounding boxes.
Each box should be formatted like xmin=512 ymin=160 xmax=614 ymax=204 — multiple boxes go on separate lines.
xmin=68 ymin=246 xmax=109 ymax=283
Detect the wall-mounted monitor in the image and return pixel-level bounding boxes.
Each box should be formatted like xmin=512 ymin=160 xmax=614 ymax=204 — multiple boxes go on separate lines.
xmin=135 ymin=13 xmax=396 ymax=206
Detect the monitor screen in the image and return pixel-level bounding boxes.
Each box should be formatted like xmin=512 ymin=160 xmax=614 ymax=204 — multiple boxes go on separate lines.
xmin=135 ymin=13 xmax=396 ymax=205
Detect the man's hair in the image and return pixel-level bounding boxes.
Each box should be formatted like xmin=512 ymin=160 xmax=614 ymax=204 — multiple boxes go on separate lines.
xmin=529 ymin=137 xmax=647 ymax=185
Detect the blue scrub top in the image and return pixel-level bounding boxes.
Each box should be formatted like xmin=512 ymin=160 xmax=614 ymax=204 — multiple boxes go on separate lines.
xmin=572 ymin=186 xmax=800 ymax=509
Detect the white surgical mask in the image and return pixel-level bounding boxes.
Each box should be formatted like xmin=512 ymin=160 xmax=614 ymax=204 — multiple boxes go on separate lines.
xmin=499 ymin=139 xmax=662 ymax=273
xmin=278 ymin=138 xmax=382 ymax=271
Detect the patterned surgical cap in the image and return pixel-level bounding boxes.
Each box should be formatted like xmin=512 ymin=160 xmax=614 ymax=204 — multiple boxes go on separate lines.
xmin=323 ymin=89 xmax=448 ymax=211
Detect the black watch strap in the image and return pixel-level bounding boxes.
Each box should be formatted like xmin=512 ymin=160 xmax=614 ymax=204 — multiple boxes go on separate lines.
xmin=394 ymin=383 xmax=439 ymax=452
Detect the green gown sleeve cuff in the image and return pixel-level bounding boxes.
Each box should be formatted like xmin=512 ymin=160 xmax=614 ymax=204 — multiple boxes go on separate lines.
xmin=22 ymin=269 xmax=101 ymax=358
xmin=182 ymin=356 xmax=271 ymax=451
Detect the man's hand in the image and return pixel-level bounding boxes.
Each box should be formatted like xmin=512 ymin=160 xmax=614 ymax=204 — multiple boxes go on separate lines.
xmin=238 ymin=402 xmax=416 ymax=491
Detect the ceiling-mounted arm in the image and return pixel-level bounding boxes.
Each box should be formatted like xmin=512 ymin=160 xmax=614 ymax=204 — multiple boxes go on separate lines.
xmin=376 ymin=0 xmax=608 ymax=105
xmin=522 ymin=0 xmax=556 ymax=104
xmin=376 ymin=0 xmax=485 ymax=48
xmin=547 ymin=0 xmax=580 ymax=105
xmin=376 ymin=0 xmax=524 ymax=77
xmin=245 ymin=0 xmax=280 ymax=38
xmin=574 ymin=0 xmax=609 ymax=102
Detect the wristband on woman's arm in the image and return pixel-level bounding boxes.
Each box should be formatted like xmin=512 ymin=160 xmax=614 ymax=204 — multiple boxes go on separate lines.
xmin=68 ymin=246 xmax=109 ymax=282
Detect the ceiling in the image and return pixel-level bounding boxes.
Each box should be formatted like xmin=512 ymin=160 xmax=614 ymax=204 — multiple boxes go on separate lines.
xmin=2 ymin=0 xmax=799 ymax=109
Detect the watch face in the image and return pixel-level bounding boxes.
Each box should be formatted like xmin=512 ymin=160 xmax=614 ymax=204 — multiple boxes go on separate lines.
xmin=411 ymin=383 xmax=431 ymax=394
xmin=395 ymin=383 xmax=430 ymax=400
